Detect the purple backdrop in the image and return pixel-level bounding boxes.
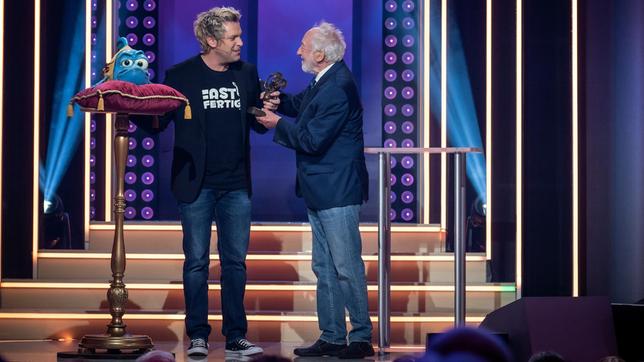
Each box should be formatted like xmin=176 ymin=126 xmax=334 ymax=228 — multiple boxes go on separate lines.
xmin=156 ymin=0 xmax=382 ymax=221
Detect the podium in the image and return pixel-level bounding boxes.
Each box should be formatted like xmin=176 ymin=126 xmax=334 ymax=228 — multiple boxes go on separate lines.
xmin=363 ymin=147 xmax=481 ymax=353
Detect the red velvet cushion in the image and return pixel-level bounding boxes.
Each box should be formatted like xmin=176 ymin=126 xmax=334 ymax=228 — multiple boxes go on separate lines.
xmin=70 ymin=80 xmax=190 ymax=116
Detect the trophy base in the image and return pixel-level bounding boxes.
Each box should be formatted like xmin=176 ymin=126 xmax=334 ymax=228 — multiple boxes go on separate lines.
xmin=247 ymin=106 xmax=266 ymax=117
xmin=75 ymin=334 xmax=153 ymax=354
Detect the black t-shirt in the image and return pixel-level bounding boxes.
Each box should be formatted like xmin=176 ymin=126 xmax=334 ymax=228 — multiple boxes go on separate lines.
xmin=199 ymin=61 xmax=246 ymax=190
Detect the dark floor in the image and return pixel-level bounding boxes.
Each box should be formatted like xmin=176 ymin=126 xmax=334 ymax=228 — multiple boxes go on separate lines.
xmin=0 ymin=340 xmax=425 ymax=362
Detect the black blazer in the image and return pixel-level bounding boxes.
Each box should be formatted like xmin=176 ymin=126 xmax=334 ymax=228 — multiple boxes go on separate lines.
xmin=140 ymin=56 xmax=267 ymax=203
xmin=274 ymin=61 xmax=369 ymax=210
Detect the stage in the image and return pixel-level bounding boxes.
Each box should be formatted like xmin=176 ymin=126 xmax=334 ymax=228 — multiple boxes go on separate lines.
xmin=0 ymin=340 xmax=424 ymax=362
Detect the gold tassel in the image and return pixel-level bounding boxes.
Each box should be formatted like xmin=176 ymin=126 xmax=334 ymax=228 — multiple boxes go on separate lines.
xmin=184 ymin=103 xmax=192 ymax=120
xmin=67 ymin=103 xmax=74 ymax=117
xmin=97 ymin=91 xmax=105 ymax=111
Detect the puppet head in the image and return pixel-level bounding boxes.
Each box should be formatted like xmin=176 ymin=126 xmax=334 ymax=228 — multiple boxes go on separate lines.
xmin=97 ymin=37 xmax=150 ymax=85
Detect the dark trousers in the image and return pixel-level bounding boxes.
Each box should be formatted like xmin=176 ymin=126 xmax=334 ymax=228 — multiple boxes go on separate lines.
xmin=178 ymin=188 xmax=251 ymax=342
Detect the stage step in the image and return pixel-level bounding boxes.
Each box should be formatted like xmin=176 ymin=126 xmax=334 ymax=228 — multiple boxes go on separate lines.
xmin=35 ymin=251 xmax=489 ymax=283
xmin=0 ymin=311 xmax=484 ymax=344
xmin=0 ymin=280 xmax=515 ymax=314
xmin=87 ymin=223 xmax=445 ymax=254
xmin=0 ymin=224 xmax=515 ymax=344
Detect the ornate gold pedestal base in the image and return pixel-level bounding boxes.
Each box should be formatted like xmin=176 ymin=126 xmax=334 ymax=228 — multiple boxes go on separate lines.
xmin=78 ymin=334 xmax=153 ymax=353
xmin=67 ymin=113 xmax=154 ymax=358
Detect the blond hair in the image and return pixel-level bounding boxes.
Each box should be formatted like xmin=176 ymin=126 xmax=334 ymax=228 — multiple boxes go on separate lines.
xmin=194 ymin=7 xmax=241 ymax=53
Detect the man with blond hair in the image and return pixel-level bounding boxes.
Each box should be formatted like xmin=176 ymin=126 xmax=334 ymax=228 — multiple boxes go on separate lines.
xmin=256 ymin=22 xmax=374 ymax=359
xmin=137 ymin=6 xmax=268 ymax=357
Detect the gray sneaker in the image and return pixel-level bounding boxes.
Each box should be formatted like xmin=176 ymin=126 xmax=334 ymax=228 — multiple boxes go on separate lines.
xmin=225 ymin=338 xmax=263 ymax=356
xmin=187 ymin=338 xmax=209 ymax=356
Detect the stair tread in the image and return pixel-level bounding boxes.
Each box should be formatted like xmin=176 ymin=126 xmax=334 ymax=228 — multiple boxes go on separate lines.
xmin=1 ymin=279 xmax=514 ymax=287
xmin=37 ymin=250 xmax=485 ymax=258
xmin=0 ymin=308 xmax=488 ymax=317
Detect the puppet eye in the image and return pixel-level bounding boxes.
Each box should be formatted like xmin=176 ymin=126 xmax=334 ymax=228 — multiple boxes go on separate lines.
xmin=136 ymin=59 xmax=149 ymax=68
xmin=121 ymin=59 xmax=133 ymax=67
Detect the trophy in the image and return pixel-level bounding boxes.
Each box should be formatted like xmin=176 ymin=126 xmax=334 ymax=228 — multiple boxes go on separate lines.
xmin=248 ymin=72 xmax=287 ymax=117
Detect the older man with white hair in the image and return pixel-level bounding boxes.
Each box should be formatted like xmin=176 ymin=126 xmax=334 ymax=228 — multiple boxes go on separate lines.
xmin=256 ymin=22 xmax=374 ymax=359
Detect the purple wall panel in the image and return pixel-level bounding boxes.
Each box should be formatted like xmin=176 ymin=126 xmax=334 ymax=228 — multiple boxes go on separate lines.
xmin=154 ymin=0 xmax=382 ymax=222
xmin=158 ymin=0 xmax=250 ymax=74
xmin=252 ymin=0 xmax=354 ymax=221
xmin=359 ymin=0 xmax=383 ymax=222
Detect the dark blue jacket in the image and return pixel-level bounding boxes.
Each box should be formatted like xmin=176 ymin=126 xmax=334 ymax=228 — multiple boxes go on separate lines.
xmin=138 ymin=56 xmax=267 ymax=203
xmin=274 ymin=61 xmax=369 ymax=210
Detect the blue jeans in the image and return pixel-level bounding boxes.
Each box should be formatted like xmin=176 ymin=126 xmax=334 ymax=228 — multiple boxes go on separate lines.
xmin=308 ymin=204 xmax=372 ymax=344
xmin=178 ymin=188 xmax=251 ymax=343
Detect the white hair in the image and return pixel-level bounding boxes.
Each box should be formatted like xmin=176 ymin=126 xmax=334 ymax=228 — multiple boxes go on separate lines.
xmin=309 ymin=21 xmax=346 ymax=63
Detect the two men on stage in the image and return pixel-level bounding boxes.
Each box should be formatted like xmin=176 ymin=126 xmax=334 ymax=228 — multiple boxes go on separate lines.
xmin=148 ymin=6 xmax=372 ymax=359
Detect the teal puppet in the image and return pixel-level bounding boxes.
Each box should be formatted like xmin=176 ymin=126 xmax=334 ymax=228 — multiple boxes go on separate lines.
xmin=96 ymin=37 xmax=150 ymax=85
xmin=68 ymin=36 xmax=191 ymax=119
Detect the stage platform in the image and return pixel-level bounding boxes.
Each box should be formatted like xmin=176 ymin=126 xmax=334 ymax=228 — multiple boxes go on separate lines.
xmin=0 ymin=340 xmax=426 ymax=362
xmin=0 ymin=223 xmax=516 ymax=347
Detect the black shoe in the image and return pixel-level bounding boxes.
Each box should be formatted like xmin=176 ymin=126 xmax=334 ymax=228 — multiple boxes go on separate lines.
xmin=187 ymin=338 xmax=209 ymax=356
xmin=225 ymin=338 xmax=263 ymax=356
xmin=338 ymin=341 xmax=375 ymax=359
xmin=293 ymin=339 xmax=347 ymax=357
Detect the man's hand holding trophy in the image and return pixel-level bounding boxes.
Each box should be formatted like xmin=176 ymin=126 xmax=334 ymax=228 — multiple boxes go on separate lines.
xmin=248 ymin=72 xmax=286 ymax=117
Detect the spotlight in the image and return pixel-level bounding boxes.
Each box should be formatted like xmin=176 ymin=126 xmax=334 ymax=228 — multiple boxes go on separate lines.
xmin=401 ymin=208 xmax=414 ymax=221
xmin=467 ymin=196 xmax=487 ymax=252
xmin=384 ymin=104 xmax=397 ymax=116
xmin=384 ymin=121 xmax=397 ymax=134
xmin=401 ymin=121 xmax=415 ymax=134
xmin=143 ymin=17 xmax=156 ymax=30
xmin=142 ymin=33 xmax=156 ymax=46
xmin=385 ymin=35 xmax=398 ymax=47
xmin=384 ymin=87 xmax=397 ymax=100
xmin=401 ymin=173 xmax=414 ymax=186
xmin=385 ymin=0 xmax=397 ymax=12
xmin=384 ymin=69 xmax=397 ymax=82
xmin=401 ymin=104 xmax=415 ymax=116
xmin=402 ymin=69 xmax=415 ymax=81
xmin=385 ymin=18 xmax=397 ymax=30
xmin=143 ymin=0 xmax=156 ymax=11
xmin=384 ymin=52 xmax=397 ymax=65
xmin=42 ymin=195 xmax=72 ymax=249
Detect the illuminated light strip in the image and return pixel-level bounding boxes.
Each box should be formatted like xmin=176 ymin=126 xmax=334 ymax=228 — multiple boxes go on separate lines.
xmin=572 ymin=0 xmax=579 ymax=297
xmin=515 ymin=0 xmax=523 ymax=298
xmin=89 ymin=223 xmax=443 ymax=232
xmin=32 ymin=0 xmax=41 ymax=278
xmin=0 ymin=312 xmax=486 ymax=323
xmin=422 ymin=0 xmax=430 ymax=224
xmin=440 ymin=0 xmax=447 ymax=231
xmin=104 ymin=0 xmax=113 ymax=222
xmin=485 ymin=0 xmax=493 ymax=260
xmin=36 ymin=252 xmax=488 ymax=262
xmin=0 ymin=282 xmax=515 ymax=292
xmin=0 ymin=0 xmax=4 ymax=282
xmin=83 ymin=0 xmax=91 ymax=243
